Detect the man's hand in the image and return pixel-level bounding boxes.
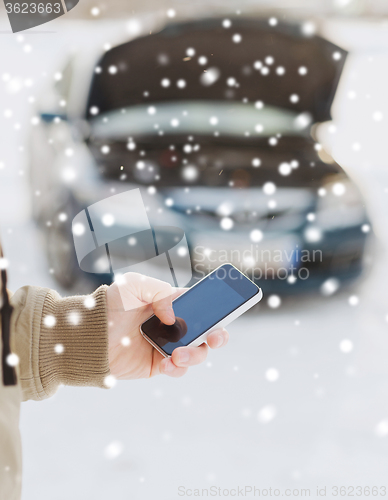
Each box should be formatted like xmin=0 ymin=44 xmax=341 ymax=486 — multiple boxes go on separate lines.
xmin=106 ymin=273 xmax=229 ymax=380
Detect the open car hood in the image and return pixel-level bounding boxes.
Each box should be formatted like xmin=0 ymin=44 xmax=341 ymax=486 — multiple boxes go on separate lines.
xmin=86 ymin=17 xmax=347 ymax=123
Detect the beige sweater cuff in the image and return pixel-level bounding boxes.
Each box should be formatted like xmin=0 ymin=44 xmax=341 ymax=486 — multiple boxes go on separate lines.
xmin=37 ymin=285 xmax=110 ymax=398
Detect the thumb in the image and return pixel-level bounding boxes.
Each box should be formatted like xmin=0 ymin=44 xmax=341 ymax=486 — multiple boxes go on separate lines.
xmin=130 ymin=274 xmax=175 ymax=325
xmin=151 ymin=285 xmax=175 ymax=325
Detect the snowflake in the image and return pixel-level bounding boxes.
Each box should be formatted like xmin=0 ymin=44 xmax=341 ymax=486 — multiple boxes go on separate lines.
xmin=306 ymin=212 xmax=315 ymax=222
xmin=67 ymin=311 xmax=80 ymax=325
xmin=301 ymin=21 xmax=316 ymax=36
xmin=294 ymin=112 xmax=312 ymax=129
xmin=268 ymin=200 xmax=276 ymax=212
xmin=373 ymin=111 xmax=383 ymax=121
xmin=375 ymin=420 xmax=388 ymax=438
xmin=320 ymin=278 xmax=340 ymax=296
xmin=339 ymin=339 xmax=353 ymax=353
xmin=165 ymin=197 xmax=174 ymax=207
xmin=268 ymin=137 xmax=278 ymax=146
xmin=267 ymin=295 xmax=281 ymax=309
xmin=102 ymin=213 xmax=115 ymax=226
xmin=332 ymin=182 xmax=346 ymax=196
xmin=220 ymin=217 xmax=233 ymax=230
xmin=44 ymin=315 xmax=56 ymax=327
xmin=217 ymin=202 xmax=233 ymax=217
xmin=84 ymin=296 xmax=96 ymax=309
xmin=104 ymin=375 xmax=117 ymax=388
xmin=6 ymin=353 xmax=19 ymax=367
xmin=73 ymin=222 xmax=85 ymax=236
xmin=104 ymin=441 xmax=123 ymax=459
xmin=348 ymin=295 xmax=359 ymax=306
xmin=278 ymin=162 xmax=291 ymax=176
xmin=258 ymin=405 xmax=277 ymax=423
xmin=182 ymin=165 xmax=198 ymax=181
xmin=304 ymin=227 xmax=322 ymax=243
xmin=200 ymin=67 xmax=220 ymax=86
xmin=54 ymin=344 xmax=64 ymax=354
xmin=0 ymin=257 xmax=9 ymax=270
xmin=250 ymin=229 xmax=263 ymax=242
xmin=263 ymin=182 xmax=276 ymax=195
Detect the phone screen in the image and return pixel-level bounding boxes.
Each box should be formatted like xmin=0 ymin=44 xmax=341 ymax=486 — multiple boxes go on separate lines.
xmin=141 ymin=265 xmax=259 ymax=355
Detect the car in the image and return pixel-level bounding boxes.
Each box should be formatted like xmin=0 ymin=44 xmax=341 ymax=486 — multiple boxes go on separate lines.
xmin=29 ymin=17 xmax=370 ymax=295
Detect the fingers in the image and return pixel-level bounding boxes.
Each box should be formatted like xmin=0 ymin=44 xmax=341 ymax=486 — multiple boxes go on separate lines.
xmin=160 ymin=358 xmax=188 ymax=378
xmin=158 ymin=329 xmax=229 ymax=377
xmin=171 ymin=343 xmax=209 ymax=368
xmin=160 ymin=344 xmax=208 ymax=376
xmin=207 ymin=328 xmax=229 ymax=349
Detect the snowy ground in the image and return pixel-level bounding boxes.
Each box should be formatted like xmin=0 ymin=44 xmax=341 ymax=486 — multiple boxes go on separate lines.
xmin=1 ymin=15 xmax=388 ymax=500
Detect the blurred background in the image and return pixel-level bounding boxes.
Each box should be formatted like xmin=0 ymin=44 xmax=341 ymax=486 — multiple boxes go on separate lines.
xmin=1 ymin=1 xmax=388 ymax=499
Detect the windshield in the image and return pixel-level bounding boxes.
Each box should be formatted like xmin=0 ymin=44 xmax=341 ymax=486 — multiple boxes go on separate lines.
xmin=89 ymin=101 xmax=312 ymax=140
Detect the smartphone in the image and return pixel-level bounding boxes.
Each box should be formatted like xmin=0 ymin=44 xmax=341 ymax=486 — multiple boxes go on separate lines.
xmin=140 ymin=263 xmax=263 ymax=357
